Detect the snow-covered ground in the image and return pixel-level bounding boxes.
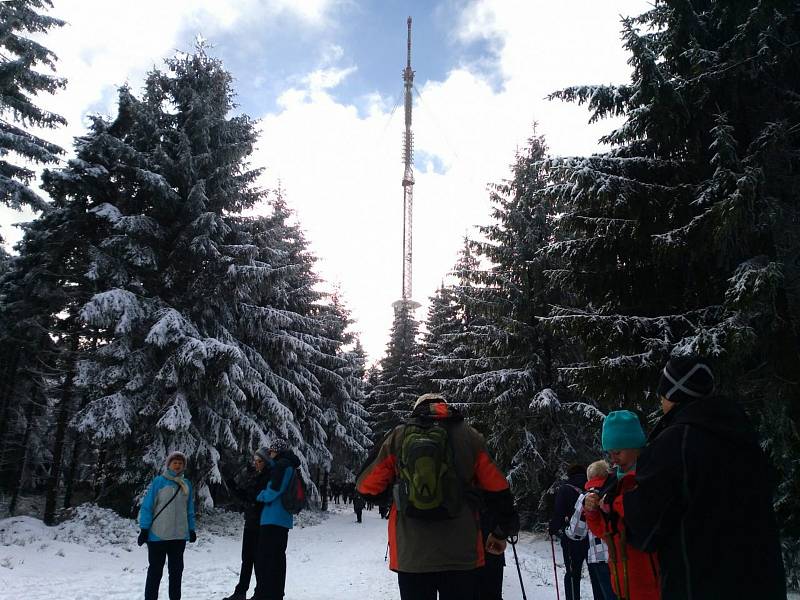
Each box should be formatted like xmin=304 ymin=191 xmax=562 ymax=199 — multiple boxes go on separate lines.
xmin=0 ymin=503 xmax=629 ymax=599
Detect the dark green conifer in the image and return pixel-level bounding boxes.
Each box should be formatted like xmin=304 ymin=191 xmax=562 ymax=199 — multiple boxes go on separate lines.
xmin=547 ymin=0 xmax=800 ymax=564
xmin=0 ymin=0 xmax=65 ymax=218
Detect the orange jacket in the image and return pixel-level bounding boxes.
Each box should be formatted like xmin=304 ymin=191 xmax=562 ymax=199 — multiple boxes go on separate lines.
xmin=356 ymin=402 xmax=512 ymax=573
xmin=585 ymin=472 xmax=660 ymax=600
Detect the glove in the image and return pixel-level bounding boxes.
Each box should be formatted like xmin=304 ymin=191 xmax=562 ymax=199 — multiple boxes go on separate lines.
xmin=137 ymin=529 xmax=149 ymax=546
xmin=494 ymin=511 xmax=520 ymax=540
xmin=189 ymin=530 xmax=197 ymax=543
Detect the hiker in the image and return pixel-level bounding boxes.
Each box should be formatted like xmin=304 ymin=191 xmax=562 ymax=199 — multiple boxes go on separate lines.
xmin=623 ymin=356 xmax=787 ymax=599
xmin=138 ymin=450 xmax=196 ymax=600
xmin=353 ymin=493 xmax=365 ymax=523
xmin=565 ymin=460 xmax=617 ymax=600
xmin=251 ymin=439 xmax=300 ymax=600
xmin=548 ymin=464 xmax=590 ymax=600
xmin=357 ymin=393 xmax=519 ymax=600
xmin=583 ymin=411 xmax=659 ymax=600
xmin=222 ymin=448 xmax=272 ymax=600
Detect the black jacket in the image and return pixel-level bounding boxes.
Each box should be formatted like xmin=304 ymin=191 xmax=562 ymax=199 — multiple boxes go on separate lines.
xmin=548 ymin=472 xmax=588 ymax=538
xmin=235 ymin=467 xmax=271 ymax=529
xmin=624 ymin=396 xmax=786 ymax=600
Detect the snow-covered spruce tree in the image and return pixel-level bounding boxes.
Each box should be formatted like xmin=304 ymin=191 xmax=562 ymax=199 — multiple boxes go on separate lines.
xmin=418 ymin=241 xmax=495 ymax=397
xmin=546 ymin=0 xmax=800 ymax=573
xmin=0 ymin=251 xmax=58 ymax=514
xmin=438 ymin=135 xmax=602 ymax=523
xmin=364 ymin=301 xmax=423 ymax=441
xmin=418 ymin=282 xmax=462 ymax=393
xmin=0 ymin=0 xmax=65 ymax=221
xmin=0 ymin=247 xmax=9 ymax=274
xmin=362 ymin=363 xmax=379 ymax=424
xmin=0 ymin=145 xmax=112 ymax=518
xmin=316 ymin=293 xmax=371 ymax=483
xmin=224 ymin=192 xmax=358 ymax=503
xmin=70 ymin=48 xmax=333 ymax=510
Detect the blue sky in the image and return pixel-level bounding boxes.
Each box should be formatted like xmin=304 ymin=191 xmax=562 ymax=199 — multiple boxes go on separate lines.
xmin=2 ymin=0 xmax=652 ymax=361
xmin=169 ymin=1 xmax=501 ymax=118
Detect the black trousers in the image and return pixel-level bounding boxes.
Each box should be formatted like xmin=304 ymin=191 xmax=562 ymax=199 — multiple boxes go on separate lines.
xmin=253 ymin=525 xmax=289 ymax=600
xmin=234 ymin=526 xmax=260 ymax=595
xmin=145 ymin=540 xmax=186 ymax=600
xmin=398 ymin=569 xmax=477 ymax=600
xmin=477 ymin=551 xmax=505 ymax=600
xmin=355 ymin=508 xmax=363 ymax=522
xmin=561 ymin=537 xmax=588 ymax=600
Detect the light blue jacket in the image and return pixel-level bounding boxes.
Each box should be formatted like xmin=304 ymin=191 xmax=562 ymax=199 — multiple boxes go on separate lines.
xmin=257 ymin=462 xmax=294 ymax=529
xmin=139 ymin=471 xmax=196 ymax=542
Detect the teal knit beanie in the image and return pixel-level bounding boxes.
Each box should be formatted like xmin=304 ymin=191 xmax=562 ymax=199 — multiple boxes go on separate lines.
xmin=602 ymin=410 xmax=646 ymax=451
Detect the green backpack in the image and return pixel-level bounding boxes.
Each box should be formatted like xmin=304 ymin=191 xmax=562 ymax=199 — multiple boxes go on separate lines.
xmin=395 ymin=423 xmax=463 ymax=520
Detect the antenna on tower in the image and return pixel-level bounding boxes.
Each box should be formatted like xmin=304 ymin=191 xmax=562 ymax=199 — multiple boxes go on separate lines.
xmin=394 ymin=16 xmax=421 ymax=314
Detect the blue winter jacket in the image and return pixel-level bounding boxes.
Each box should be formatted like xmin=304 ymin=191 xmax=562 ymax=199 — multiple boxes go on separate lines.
xmin=257 ymin=454 xmax=296 ymax=529
xmin=139 ymin=470 xmax=196 ymax=542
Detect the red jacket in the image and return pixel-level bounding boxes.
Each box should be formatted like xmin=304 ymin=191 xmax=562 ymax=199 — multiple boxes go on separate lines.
xmin=585 ymin=472 xmax=660 ymax=600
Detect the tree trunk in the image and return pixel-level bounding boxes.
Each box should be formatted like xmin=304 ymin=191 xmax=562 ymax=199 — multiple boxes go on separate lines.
xmin=62 ymin=436 xmax=82 ymax=509
xmin=43 ymin=337 xmax=79 ymax=525
xmin=93 ymin=449 xmax=106 ymax=501
xmin=7 ymin=398 xmax=36 ymax=516
xmin=0 ymin=348 xmax=22 ymax=459
xmin=321 ymin=470 xmax=329 ymax=512
xmin=63 ymin=335 xmax=96 ymax=509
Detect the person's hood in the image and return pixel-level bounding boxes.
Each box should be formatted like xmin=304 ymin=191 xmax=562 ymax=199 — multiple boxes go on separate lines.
xmin=410 ymin=401 xmax=464 ymax=423
xmin=274 ymin=449 xmax=301 ymax=468
xmin=659 ymin=395 xmax=758 ymax=447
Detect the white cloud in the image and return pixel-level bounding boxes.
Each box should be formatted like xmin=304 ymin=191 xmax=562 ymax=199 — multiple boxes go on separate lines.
xmin=254 ymin=0 xmax=651 ymax=363
xmin=0 ymin=0 xmax=338 ymax=247
xmin=305 ymin=65 xmax=358 ymax=92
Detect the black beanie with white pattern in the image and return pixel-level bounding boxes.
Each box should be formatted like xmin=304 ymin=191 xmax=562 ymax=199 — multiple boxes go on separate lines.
xmin=657 ymin=356 xmax=715 ymax=403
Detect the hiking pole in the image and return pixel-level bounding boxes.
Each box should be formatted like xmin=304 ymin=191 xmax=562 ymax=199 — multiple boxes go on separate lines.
xmin=509 ymin=535 xmax=528 ymax=600
xmin=384 ymin=542 xmax=389 ymax=562
xmin=550 ymin=535 xmax=561 ymax=600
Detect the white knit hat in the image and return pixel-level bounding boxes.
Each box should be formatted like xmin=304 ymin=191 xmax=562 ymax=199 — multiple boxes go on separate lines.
xmin=165 ymin=450 xmax=187 ymax=468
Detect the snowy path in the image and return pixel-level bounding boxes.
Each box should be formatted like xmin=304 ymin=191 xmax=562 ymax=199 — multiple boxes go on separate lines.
xmin=1 ymin=503 xmax=598 ymax=599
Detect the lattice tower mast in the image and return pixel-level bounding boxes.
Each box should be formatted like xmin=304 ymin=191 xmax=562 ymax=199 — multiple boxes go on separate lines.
xmin=395 ymin=16 xmax=420 ymax=312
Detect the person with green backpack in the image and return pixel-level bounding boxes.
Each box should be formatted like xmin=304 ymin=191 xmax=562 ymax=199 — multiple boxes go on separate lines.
xmin=357 ymin=393 xmax=519 ymax=600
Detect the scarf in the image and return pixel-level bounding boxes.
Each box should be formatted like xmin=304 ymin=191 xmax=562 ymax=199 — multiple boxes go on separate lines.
xmin=615 ymin=462 xmax=636 ymax=480
xmin=164 ymin=469 xmax=189 ymax=495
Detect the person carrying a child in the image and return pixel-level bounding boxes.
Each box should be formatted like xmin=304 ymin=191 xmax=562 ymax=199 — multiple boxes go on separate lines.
xmin=583 ymin=411 xmax=659 ymax=600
